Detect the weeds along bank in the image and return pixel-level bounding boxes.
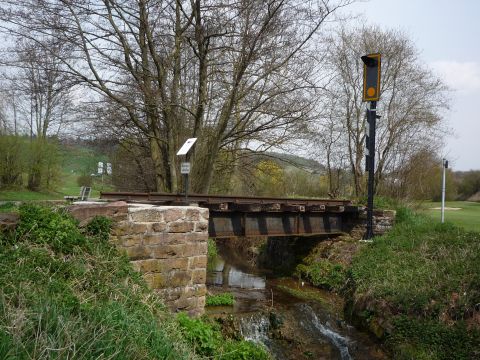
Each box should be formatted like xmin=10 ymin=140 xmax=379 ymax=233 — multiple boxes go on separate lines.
xmin=0 ymin=204 xmax=269 ymax=359
xmin=296 ymin=208 xmax=480 ymax=359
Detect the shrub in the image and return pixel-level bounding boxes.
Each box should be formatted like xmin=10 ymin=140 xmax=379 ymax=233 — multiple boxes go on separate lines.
xmin=295 ymin=260 xmax=346 ymax=291
xmin=206 ymin=293 xmax=236 ymax=306
xmin=77 ymin=174 xmax=93 ymax=187
xmin=177 ymin=313 xmax=270 ymax=359
xmin=85 ymin=215 xmax=112 ymax=241
xmin=15 ymin=204 xmax=85 ymax=254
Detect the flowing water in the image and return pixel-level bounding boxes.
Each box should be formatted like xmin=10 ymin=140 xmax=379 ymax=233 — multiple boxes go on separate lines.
xmin=206 ymin=245 xmax=387 ymax=360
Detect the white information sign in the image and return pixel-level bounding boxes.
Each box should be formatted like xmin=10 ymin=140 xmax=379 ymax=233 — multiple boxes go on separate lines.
xmin=180 ymin=162 xmax=191 ymax=174
xmin=106 ymin=163 xmax=112 ymax=175
xmin=97 ymin=162 xmax=104 ymax=174
xmin=176 ymin=138 xmax=197 ymax=156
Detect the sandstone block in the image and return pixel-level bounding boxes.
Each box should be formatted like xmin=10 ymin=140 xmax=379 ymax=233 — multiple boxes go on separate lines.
xmin=143 ymin=273 xmax=166 ymax=289
xmin=163 ymin=208 xmax=185 ymax=223
xmin=198 ymin=208 xmax=209 ymax=221
xmin=185 ymin=208 xmax=201 ymax=221
xmin=185 ymin=232 xmax=208 ymax=243
xmin=122 ymin=245 xmax=149 ymax=260
xmin=111 ymin=220 xmax=130 ymax=236
xmin=68 ymin=201 xmax=128 ymax=224
xmin=149 ymin=244 xmax=185 ymax=259
xmin=131 ymin=259 xmax=164 ymax=273
xmin=129 ymin=208 xmax=164 ymax=222
xmin=191 ymin=269 xmax=206 ymax=284
xmin=182 ymin=243 xmax=199 ymax=257
xmin=163 ymin=233 xmax=187 ymax=245
xmin=143 ymin=234 xmax=165 ymax=246
xmin=156 ymin=287 xmax=183 ymax=302
xmin=194 ymin=221 xmax=208 ymax=232
xmin=120 ymin=235 xmax=142 ymax=247
xmin=182 ymin=284 xmax=207 ymax=298
xmin=190 ymin=255 xmax=208 ymax=269
xmin=174 ymin=296 xmax=197 ymax=310
xmin=162 ymin=258 xmax=189 ymax=271
xmin=151 ymin=222 xmax=167 ymax=232
xmin=129 ymin=222 xmax=151 ymax=234
xmin=168 ymin=221 xmax=194 ymax=233
xmin=168 ymin=270 xmax=192 ymax=287
xmin=197 ymin=295 xmax=206 ymax=309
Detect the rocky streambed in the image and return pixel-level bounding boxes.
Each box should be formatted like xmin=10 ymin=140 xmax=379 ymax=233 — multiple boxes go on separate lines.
xmin=206 ymin=242 xmax=387 ymax=360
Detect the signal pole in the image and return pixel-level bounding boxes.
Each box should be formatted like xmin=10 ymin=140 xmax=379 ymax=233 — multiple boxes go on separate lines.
xmin=365 ymin=101 xmax=377 ymax=239
xmin=361 ymin=53 xmax=381 ymax=240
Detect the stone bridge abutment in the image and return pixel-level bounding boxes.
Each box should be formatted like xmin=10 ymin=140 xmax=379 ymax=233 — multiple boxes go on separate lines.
xmin=69 ymin=202 xmax=208 ymax=316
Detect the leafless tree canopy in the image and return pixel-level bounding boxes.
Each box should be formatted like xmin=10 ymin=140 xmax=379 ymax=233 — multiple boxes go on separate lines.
xmin=0 ymin=0 xmax=353 ymax=193
xmin=311 ymin=25 xmax=449 ymax=197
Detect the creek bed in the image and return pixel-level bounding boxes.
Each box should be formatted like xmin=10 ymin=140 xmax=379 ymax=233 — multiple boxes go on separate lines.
xmin=206 ymin=246 xmax=387 ymax=360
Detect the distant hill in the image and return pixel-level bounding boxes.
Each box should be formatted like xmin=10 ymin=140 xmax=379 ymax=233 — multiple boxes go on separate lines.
xmin=256 ymin=151 xmax=326 ymax=174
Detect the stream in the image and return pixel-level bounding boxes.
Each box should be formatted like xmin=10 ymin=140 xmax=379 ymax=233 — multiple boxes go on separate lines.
xmin=206 ymin=243 xmax=387 ymax=360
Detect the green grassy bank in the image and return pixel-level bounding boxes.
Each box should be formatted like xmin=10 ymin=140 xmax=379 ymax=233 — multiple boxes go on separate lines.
xmin=0 ymin=205 xmax=269 ymax=359
xmin=348 ymin=209 xmax=480 ymax=359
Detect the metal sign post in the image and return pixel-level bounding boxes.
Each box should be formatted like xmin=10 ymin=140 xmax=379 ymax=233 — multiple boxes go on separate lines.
xmin=361 ymin=53 xmax=381 ymax=240
xmin=181 ymin=162 xmax=191 ymax=203
xmin=177 ymin=138 xmax=197 ymax=204
xmin=441 ymin=159 xmax=448 ymax=223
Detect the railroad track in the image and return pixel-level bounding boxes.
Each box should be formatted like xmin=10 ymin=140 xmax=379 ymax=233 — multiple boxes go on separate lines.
xmin=100 ymin=192 xmax=362 ymax=213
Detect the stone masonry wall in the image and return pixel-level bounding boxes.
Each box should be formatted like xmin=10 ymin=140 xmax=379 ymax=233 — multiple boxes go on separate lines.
xmin=109 ymin=205 xmax=209 ymax=316
xmin=346 ymin=209 xmax=396 ymax=239
xmin=67 ymin=201 xmax=208 ymax=316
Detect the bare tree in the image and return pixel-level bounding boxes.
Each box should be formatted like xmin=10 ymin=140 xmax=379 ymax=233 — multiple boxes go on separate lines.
xmin=316 ymin=25 xmax=449 ymax=197
xmin=0 ymin=0 xmax=353 ymax=193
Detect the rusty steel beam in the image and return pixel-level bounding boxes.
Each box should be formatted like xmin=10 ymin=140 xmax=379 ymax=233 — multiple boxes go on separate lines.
xmin=100 ymin=192 xmax=360 ymax=238
xmin=209 ymin=212 xmax=344 ymax=238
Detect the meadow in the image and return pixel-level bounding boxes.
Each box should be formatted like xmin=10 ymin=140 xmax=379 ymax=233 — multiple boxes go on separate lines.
xmin=420 ymin=201 xmax=480 ymax=232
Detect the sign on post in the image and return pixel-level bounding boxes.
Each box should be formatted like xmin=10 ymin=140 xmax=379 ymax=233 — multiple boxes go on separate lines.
xmin=97 ymin=162 xmax=104 ymax=175
xmin=176 ymin=138 xmax=198 ymax=156
xmin=180 ymin=162 xmax=191 ymax=174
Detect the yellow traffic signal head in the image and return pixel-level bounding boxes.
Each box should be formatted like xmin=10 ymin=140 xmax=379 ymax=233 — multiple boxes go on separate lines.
xmin=362 ymin=53 xmax=381 ymax=102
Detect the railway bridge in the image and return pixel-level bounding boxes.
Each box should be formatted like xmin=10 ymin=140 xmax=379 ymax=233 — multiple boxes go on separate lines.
xmin=99 ymin=192 xmax=364 ymax=238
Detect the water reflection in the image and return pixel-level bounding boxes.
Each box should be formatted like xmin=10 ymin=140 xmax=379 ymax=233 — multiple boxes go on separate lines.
xmin=207 ymin=256 xmax=266 ymax=289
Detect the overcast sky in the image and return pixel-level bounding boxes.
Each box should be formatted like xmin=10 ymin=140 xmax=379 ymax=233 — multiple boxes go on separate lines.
xmin=342 ymin=0 xmax=480 ymax=171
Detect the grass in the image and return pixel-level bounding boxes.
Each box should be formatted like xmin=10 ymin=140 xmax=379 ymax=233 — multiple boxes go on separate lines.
xmin=419 ymin=201 xmax=480 ymax=232
xmin=348 ymin=208 xmax=480 ymax=359
xmin=206 ymin=293 xmax=235 ymax=307
xmin=0 ymin=204 xmax=195 ymax=359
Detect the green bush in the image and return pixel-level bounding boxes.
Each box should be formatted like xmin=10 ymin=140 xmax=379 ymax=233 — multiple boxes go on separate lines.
xmin=77 ymin=174 xmax=93 ymax=187
xmin=295 ymin=260 xmax=346 ymax=291
xmin=85 ymin=215 xmax=112 ymax=241
xmin=177 ymin=313 xmax=269 ymax=359
xmin=15 ymin=204 xmax=85 ymax=254
xmin=208 ymin=238 xmax=218 ymax=258
xmin=206 ymin=293 xmax=236 ymax=306
xmin=177 ymin=313 xmax=222 ymax=357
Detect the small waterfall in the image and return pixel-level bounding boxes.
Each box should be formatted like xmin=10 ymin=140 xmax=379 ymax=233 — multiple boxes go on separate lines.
xmin=239 ymin=314 xmax=270 ymax=343
xmin=299 ymin=304 xmax=353 ymax=360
